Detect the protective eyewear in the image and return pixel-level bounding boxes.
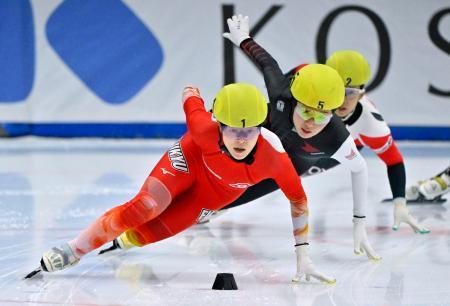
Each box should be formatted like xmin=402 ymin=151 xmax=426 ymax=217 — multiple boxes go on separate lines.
xmin=295 ymin=104 xmax=332 ymax=125
xmin=220 ymin=126 xmax=261 ymax=140
xmin=345 ymin=87 xmax=365 ymax=98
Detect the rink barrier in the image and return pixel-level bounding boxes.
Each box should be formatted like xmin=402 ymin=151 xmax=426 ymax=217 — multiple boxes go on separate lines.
xmin=1 ymin=123 xmax=450 ymax=140
xmin=390 ymin=126 xmax=450 ymax=141
xmin=0 ymin=123 xmax=187 ymax=139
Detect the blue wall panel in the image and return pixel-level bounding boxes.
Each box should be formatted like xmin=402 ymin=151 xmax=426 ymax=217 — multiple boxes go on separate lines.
xmin=0 ymin=0 xmax=35 ymax=102
xmin=46 ymin=0 xmax=163 ymax=104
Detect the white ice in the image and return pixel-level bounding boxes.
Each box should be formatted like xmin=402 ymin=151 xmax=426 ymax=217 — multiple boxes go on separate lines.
xmin=0 ymin=137 xmax=449 ymax=306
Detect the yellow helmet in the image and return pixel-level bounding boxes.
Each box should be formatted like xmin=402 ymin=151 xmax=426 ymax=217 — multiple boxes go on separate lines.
xmin=290 ymin=64 xmax=345 ymax=111
xmin=326 ymin=50 xmax=371 ymax=87
xmin=213 ymin=83 xmax=268 ymax=128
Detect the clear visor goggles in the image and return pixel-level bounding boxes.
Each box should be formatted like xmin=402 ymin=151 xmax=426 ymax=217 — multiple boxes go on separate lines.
xmin=220 ymin=125 xmax=261 ymax=140
xmin=345 ymin=87 xmax=365 ymax=98
xmin=294 ymin=104 xmax=332 ymax=125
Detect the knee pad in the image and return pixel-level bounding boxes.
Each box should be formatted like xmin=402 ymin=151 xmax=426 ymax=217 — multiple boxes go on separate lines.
xmin=120 ymin=177 xmax=172 ymax=228
xmin=142 ymin=176 xmax=172 ymax=207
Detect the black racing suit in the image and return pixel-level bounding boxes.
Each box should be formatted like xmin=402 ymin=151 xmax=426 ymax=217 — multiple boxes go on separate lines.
xmin=286 ymin=65 xmax=406 ymax=200
xmin=223 ymin=39 xmax=351 ymax=209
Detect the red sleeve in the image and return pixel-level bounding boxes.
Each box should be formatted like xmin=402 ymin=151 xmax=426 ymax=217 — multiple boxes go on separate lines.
xmin=360 ymin=134 xmax=403 ymax=166
xmin=377 ymin=140 xmax=404 ymax=166
xmin=183 ymin=96 xmax=220 ymax=152
xmin=272 ymin=152 xmax=307 ymax=205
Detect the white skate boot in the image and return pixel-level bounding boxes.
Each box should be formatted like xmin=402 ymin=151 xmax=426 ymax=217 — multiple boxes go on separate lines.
xmin=41 ymin=243 xmax=80 ymax=272
xmin=418 ymin=172 xmax=449 ymax=200
xmin=406 ymin=168 xmax=449 ymax=203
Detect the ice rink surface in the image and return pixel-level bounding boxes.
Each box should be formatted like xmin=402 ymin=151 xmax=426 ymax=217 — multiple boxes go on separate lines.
xmin=0 ymin=137 xmax=449 ymax=306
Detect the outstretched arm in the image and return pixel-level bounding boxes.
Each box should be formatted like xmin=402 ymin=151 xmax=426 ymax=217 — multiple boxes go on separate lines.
xmin=223 ymin=15 xmax=287 ymax=101
xmin=268 ymin=132 xmax=335 ymax=283
xmin=331 ymin=136 xmax=382 ymax=260
xmin=182 ymin=86 xmax=219 ymax=151
xmin=348 ymin=97 xmax=429 ymax=233
xmin=279 ymin=166 xmax=336 ymax=284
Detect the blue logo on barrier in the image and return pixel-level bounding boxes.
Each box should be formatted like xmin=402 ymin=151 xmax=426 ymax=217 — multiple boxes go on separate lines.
xmin=0 ymin=0 xmax=35 ymax=103
xmin=46 ymin=0 xmax=164 ymax=104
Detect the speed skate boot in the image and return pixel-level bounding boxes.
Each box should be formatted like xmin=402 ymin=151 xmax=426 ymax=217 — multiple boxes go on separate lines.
xmin=406 ymin=168 xmax=450 ymax=202
xmin=41 ymin=243 xmax=80 ymax=272
xmin=418 ymin=171 xmax=450 ymax=200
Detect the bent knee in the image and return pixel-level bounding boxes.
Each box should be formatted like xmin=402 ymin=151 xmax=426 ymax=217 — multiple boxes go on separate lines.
xmin=118 ymin=176 xmax=172 ymax=229
xmin=141 ymin=176 xmax=172 ymax=207
xmin=120 ymin=191 xmax=169 ymax=228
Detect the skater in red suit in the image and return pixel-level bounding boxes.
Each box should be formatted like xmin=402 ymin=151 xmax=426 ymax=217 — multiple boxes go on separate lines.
xmin=31 ymin=83 xmax=334 ymax=284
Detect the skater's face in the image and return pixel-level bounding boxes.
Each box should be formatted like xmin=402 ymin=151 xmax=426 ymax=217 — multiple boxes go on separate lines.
xmin=335 ymin=87 xmax=365 ymax=117
xmin=292 ymin=103 xmax=332 ymax=138
xmin=221 ymin=126 xmax=260 ymax=160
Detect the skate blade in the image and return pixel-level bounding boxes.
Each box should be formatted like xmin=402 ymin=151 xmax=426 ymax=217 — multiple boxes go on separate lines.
xmin=24 ymin=267 xmax=42 ymax=279
xmin=381 ymin=198 xmax=446 ymax=205
xmin=98 ymin=244 xmax=118 ymax=255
